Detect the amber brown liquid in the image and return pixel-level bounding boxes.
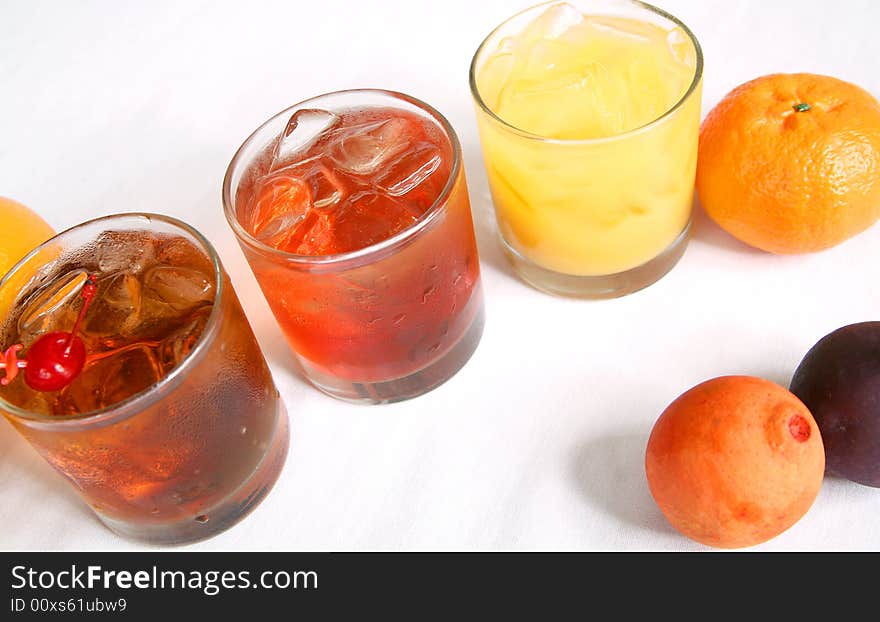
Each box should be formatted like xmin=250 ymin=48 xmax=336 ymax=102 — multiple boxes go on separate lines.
xmin=0 ymin=230 xmax=283 ymax=526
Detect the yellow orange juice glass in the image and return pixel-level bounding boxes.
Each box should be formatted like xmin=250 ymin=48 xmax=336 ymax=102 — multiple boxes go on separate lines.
xmin=470 ymin=1 xmax=703 ymax=297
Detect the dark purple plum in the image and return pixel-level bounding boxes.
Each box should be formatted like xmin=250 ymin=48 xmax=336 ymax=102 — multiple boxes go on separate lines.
xmin=790 ymin=322 xmax=880 ymax=487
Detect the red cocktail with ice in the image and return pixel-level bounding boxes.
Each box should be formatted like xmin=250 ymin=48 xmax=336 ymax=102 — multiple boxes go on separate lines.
xmin=224 ymin=90 xmax=484 ymax=403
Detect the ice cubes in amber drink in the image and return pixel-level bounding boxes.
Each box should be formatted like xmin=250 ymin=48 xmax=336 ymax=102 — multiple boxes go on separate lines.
xmin=0 ymin=213 xmax=289 ymax=545
xmin=224 ymin=90 xmax=485 ymax=404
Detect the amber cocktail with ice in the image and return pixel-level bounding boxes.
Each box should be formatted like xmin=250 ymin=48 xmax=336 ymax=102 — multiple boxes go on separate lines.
xmin=224 ymin=90 xmax=484 ymax=404
xmin=0 ymin=213 xmax=289 ymax=545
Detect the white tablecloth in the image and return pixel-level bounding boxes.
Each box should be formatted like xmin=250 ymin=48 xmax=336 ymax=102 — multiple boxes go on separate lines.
xmin=2 ymin=0 xmax=879 ymax=551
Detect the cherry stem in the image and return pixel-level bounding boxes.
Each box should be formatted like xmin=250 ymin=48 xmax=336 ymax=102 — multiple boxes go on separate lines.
xmin=64 ymin=273 xmax=97 ymax=355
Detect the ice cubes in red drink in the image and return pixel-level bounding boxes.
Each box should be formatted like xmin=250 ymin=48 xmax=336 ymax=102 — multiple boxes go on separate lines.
xmin=241 ymin=106 xmax=452 ymax=256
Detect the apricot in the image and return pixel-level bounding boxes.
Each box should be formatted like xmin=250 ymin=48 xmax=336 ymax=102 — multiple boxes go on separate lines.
xmin=645 ymin=376 xmax=825 ymax=548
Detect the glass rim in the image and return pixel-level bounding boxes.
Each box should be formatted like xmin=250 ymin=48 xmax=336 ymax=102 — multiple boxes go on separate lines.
xmin=468 ymin=0 xmax=705 ymax=145
xmin=222 ymin=88 xmax=463 ymax=268
xmin=0 ymin=212 xmax=224 ymax=430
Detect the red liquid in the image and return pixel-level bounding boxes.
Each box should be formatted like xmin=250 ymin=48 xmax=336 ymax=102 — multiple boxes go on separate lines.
xmin=237 ymin=106 xmax=483 ymax=384
xmin=246 ymin=108 xmax=453 ymax=255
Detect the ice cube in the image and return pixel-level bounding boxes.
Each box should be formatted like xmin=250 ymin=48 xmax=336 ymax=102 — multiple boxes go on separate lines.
xmin=520 ymin=2 xmax=585 ymax=42
xmin=271 ymin=109 xmax=340 ymax=172
xmin=157 ymin=307 xmax=211 ymax=371
xmin=94 ymin=230 xmax=158 ymax=275
xmin=591 ymin=15 xmax=663 ymax=44
xmin=247 ymin=173 xmax=312 ymax=247
xmin=59 ymin=342 xmax=163 ymax=412
xmin=666 ymin=27 xmax=697 ymax=69
xmin=305 ymin=163 xmax=346 ymax=209
xmin=17 ymin=269 xmax=89 ymax=344
xmin=156 ymin=236 xmax=214 ymax=276
xmin=498 ymin=62 xmax=628 ymax=138
xmin=83 ymin=272 xmax=144 ymax=338
xmin=143 ymin=265 xmax=215 ymax=311
xmin=515 ymin=37 xmax=582 ymax=82
xmin=281 ymin=209 xmax=334 ymax=255
xmin=376 ymin=142 xmax=442 ymax=197
xmin=329 ymin=118 xmax=412 ymax=175
xmin=331 ymin=191 xmax=419 ymax=253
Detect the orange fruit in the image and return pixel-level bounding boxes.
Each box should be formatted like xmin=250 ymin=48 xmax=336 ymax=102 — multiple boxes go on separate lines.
xmin=0 ymin=196 xmax=54 ymax=279
xmin=645 ymin=376 xmax=825 ymax=549
xmin=697 ymin=73 xmax=880 ymax=253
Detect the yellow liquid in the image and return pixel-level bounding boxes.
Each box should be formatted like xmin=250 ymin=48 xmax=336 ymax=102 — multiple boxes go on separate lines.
xmin=474 ymin=3 xmax=701 ymax=276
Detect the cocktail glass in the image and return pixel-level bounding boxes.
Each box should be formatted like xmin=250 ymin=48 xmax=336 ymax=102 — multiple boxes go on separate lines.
xmin=0 ymin=213 xmax=289 ymax=545
xmin=223 ymin=89 xmax=485 ymax=404
xmin=470 ymin=0 xmax=703 ymax=298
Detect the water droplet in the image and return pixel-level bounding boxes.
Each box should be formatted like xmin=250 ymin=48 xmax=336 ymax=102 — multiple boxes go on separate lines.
xmin=240 ymin=426 xmax=248 ymax=435
xmin=151 ymin=508 xmax=160 ymax=515
xmin=428 ymin=264 xmax=439 ymax=272
xmin=393 ymin=314 xmax=406 ymax=325
xmin=422 ymin=286 xmax=436 ymax=303
xmin=195 ymin=514 xmax=210 ymax=523
xmin=452 ymin=273 xmax=462 ymax=286
xmin=427 ymin=343 xmax=440 ymax=353
xmin=368 ymin=316 xmax=383 ymax=326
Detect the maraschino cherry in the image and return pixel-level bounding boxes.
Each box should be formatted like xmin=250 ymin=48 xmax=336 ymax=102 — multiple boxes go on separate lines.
xmin=0 ymin=273 xmax=97 ymax=391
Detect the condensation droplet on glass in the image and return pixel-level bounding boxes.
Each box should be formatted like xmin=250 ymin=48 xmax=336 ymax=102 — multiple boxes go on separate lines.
xmin=240 ymin=426 xmax=248 ymax=435
xmin=195 ymin=514 xmax=210 ymax=524
xmin=393 ymin=313 xmax=406 ymax=325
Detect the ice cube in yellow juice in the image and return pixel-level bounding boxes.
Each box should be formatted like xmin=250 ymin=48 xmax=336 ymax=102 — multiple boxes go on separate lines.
xmin=473 ymin=2 xmax=702 ymax=276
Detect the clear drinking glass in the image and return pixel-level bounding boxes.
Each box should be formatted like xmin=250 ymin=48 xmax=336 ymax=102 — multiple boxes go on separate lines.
xmin=470 ymin=0 xmax=703 ymax=298
xmin=0 ymin=213 xmax=289 ymax=545
xmin=224 ymin=89 xmax=485 ymax=404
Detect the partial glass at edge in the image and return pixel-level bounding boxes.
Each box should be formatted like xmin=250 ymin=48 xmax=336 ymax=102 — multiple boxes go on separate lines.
xmin=0 ymin=213 xmax=289 ymax=545
xmin=223 ymin=89 xmax=485 ymax=404
xmin=469 ymin=0 xmax=704 ymax=298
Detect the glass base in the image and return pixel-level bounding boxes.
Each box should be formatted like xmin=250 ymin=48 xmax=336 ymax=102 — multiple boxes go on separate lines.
xmin=501 ymin=221 xmax=691 ymax=299
xmin=300 ymin=302 xmax=485 ymax=404
xmin=95 ymin=404 xmax=290 ymax=546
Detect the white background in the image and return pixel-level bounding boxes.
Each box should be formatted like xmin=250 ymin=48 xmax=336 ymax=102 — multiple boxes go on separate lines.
xmin=2 ymin=0 xmax=880 ymax=551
